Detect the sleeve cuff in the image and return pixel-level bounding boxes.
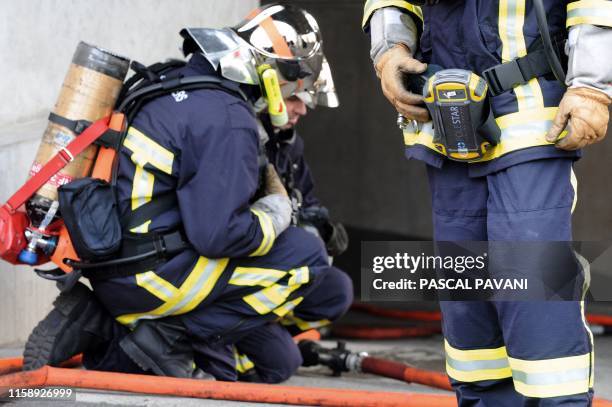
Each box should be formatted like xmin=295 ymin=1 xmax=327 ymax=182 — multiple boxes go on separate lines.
xmin=567 ymin=0 xmax=612 ymax=28
xmin=249 ymin=208 xmax=277 ymax=257
xmin=362 ymin=0 xmax=423 ymax=31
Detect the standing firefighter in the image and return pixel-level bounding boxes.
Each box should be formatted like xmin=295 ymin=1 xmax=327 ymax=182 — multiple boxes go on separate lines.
xmin=364 ymin=0 xmax=610 ymax=405
xmin=24 ymin=3 xmax=352 ymax=381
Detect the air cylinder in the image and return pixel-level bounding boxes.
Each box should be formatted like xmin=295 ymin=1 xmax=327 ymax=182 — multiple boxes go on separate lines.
xmin=25 ymin=42 xmax=130 ymax=228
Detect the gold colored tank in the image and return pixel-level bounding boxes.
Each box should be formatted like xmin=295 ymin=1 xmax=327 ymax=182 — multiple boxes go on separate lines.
xmin=26 ymin=42 xmax=130 ymax=227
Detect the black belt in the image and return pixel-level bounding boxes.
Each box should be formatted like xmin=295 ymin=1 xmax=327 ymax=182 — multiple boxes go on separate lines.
xmin=69 ymin=230 xmax=192 ymax=281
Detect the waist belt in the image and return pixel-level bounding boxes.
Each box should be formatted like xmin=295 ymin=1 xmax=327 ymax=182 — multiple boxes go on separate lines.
xmin=69 ymin=230 xmax=192 ymax=281
xmin=482 ymin=35 xmax=566 ymax=96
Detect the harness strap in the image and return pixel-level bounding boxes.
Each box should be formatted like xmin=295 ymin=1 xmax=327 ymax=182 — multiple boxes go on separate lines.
xmin=79 ymin=230 xmax=191 ymax=281
xmin=121 ymin=193 xmax=178 ymax=230
xmin=483 ymin=36 xmax=566 ymax=96
xmin=4 ymin=116 xmax=110 ymax=213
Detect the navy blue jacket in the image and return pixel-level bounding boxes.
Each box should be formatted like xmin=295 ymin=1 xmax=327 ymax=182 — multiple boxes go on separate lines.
xmin=363 ymin=1 xmax=580 ymax=175
xmin=92 ymin=54 xmax=273 ymax=319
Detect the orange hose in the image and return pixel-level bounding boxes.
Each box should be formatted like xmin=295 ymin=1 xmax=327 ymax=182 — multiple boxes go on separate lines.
xmin=587 ymin=314 xmax=612 ymax=327
xmin=1 ymin=364 xmax=612 ymax=406
xmin=332 ymin=325 xmax=441 ymax=339
xmin=351 ymin=304 xmax=442 ymax=322
xmin=361 ymin=357 xmax=452 ymax=391
xmin=0 ymin=370 xmax=48 ymax=396
xmin=0 ymin=355 xmax=82 ymax=375
xmin=0 ymin=358 xmax=23 ymax=376
xmin=353 ymin=304 xmax=612 ymax=328
xmin=0 ymin=366 xmax=458 ymax=407
xmin=294 ymin=329 xmax=322 ymax=342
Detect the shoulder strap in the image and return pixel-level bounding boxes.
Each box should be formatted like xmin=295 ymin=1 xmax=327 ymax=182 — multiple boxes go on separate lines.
xmin=4 ymin=117 xmax=110 ymax=213
xmin=121 ymin=193 xmax=178 ymax=230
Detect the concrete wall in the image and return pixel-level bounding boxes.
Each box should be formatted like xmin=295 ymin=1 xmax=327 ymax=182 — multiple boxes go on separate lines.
xmin=0 ymin=0 xmax=258 ymax=346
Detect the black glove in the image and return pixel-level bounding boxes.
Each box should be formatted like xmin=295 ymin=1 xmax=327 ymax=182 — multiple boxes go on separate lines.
xmin=325 ymin=221 xmax=349 ymax=257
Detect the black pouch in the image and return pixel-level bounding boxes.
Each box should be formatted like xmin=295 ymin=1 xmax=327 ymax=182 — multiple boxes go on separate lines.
xmin=58 ymin=177 xmax=122 ymax=261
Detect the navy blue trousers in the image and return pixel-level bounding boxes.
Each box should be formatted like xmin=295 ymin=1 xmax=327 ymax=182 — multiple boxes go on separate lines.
xmin=231 ymin=266 xmax=353 ymax=383
xmin=427 ymin=159 xmax=593 ymax=406
xmin=84 ymin=227 xmax=353 ymax=381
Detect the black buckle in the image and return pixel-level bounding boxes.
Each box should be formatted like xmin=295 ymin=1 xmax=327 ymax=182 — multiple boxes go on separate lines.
xmin=160 ymin=231 xmax=188 ymax=256
xmin=73 ymin=120 xmax=91 ymax=134
xmin=48 ymin=112 xmax=92 ymax=135
xmin=95 ymin=129 xmax=122 ymax=150
xmin=482 ymin=60 xmax=526 ymax=97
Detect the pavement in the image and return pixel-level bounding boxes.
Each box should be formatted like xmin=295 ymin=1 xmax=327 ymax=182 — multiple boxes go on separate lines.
xmin=2 ymin=334 xmax=612 ymax=406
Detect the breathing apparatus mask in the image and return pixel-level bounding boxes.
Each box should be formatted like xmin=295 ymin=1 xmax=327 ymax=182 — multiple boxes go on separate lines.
xmin=181 ymin=3 xmax=338 ymax=127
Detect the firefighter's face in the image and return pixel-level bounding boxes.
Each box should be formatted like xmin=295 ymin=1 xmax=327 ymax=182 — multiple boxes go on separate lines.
xmin=279 ymin=95 xmax=308 ymax=130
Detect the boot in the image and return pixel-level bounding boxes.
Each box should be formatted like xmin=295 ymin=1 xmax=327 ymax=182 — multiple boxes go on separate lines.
xmin=119 ymin=318 xmax=211 ymax=379
xmin=23 ymin=281 xmax=115 ymax=370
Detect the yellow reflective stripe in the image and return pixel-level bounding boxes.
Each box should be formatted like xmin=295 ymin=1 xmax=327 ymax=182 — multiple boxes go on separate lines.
xmin=510 ymin=354 xmax=591 ymax=398
xmin=494 ymin=106 xmax=558 ymax=128
xmin=509 ymin=354 xmax=590 ymax=374
xmin=234 ymin=350 xmax=255 ymax=374
xmin=273 ymin=297 xmax=304 ymax=317
xmin=444 ymin=340 xmax=512 ymax=382
xmin=116 ymin=257 xmax=228 ymax=327
xmin=130 ymin=220 xmax=151 ymax=234
xmin=125 ymin=126 xmax=174 ymax=232
xmin=403 ymin=107 xmax=568 ymax=162
xmin=446 ymin=363 xmax=513 ymax=382
xmin=124 ymin=127 xmax=174 ymax=175
xmin=513 ymin=379 xmax=590 ymax=398
xmin=362 ymin=0 xmax=423 ymax=29
xmin=445 ymin=340 xmax=508 ymax=362
xmin=567 ymin=0 xmax=612 ymax=27
xmin=229 ymin=267 xmax=287 ymax=287
xmin=131 ymin=165 xmax=154 ymax=211
xmin=280 ymin=313 xmax=331 ymax=330
xmin=136 ymin=271 xmax=179 ymax=302
xmin=249 ymin=209 xmax=276 ymax=257
xmin=288 ymin=267 xmax=310 ymax=286
xmin=567 ymin=15 xmax=612 ymax=26
xmin=576 ymin=250 xmax=595 ymax=388
xmin=234 ymin=347 xmax=255 ymax=374
xmin=570 ymin=168 xmax=578 ymax=214
xmin=499 ymin=0 xmax=543 ymax=111
xmin=242 ymin=266 xmax=308 ymax=315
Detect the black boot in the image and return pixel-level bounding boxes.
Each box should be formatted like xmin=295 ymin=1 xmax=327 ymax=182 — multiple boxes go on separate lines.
xmin=23 ymin=281 xmax=115 ymax=371
xmin=119 ymin=318 xmax=211 ymax=379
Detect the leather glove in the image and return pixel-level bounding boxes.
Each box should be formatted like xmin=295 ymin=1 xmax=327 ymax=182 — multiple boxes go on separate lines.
xmin=375 ymin=43 xmax=430 ymax=122
xmin=264 ymin=164 xmax=288 ymax=197
xmin=324 ymin=221 xmax=349 ymax=257
xmin=546 ymin=87 xmax=611 ymax=150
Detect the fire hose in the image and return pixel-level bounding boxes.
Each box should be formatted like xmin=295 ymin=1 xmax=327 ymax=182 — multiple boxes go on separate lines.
xmin=0 ymin=355 xmax=81 ymax=376
xmin=332 ymin=325 xmax=441 ymax=340
xmin=298 ymin=340 xmax=452 ymax=391
xmin=351 ymin=303 xmax=612 ymax=335
xmin=0 ymin=364 xmax=458 ymax=407
xmin=2 ymin=351 xmax=612 ymax=406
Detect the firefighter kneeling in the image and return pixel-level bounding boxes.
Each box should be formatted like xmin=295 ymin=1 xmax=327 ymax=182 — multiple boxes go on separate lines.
xmin=23 ymin=4 xmax=353 ymax=382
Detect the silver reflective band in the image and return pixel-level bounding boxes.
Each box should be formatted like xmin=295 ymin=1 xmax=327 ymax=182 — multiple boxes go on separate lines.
xmin=446 ymin=356 xmax=510 ymax=372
